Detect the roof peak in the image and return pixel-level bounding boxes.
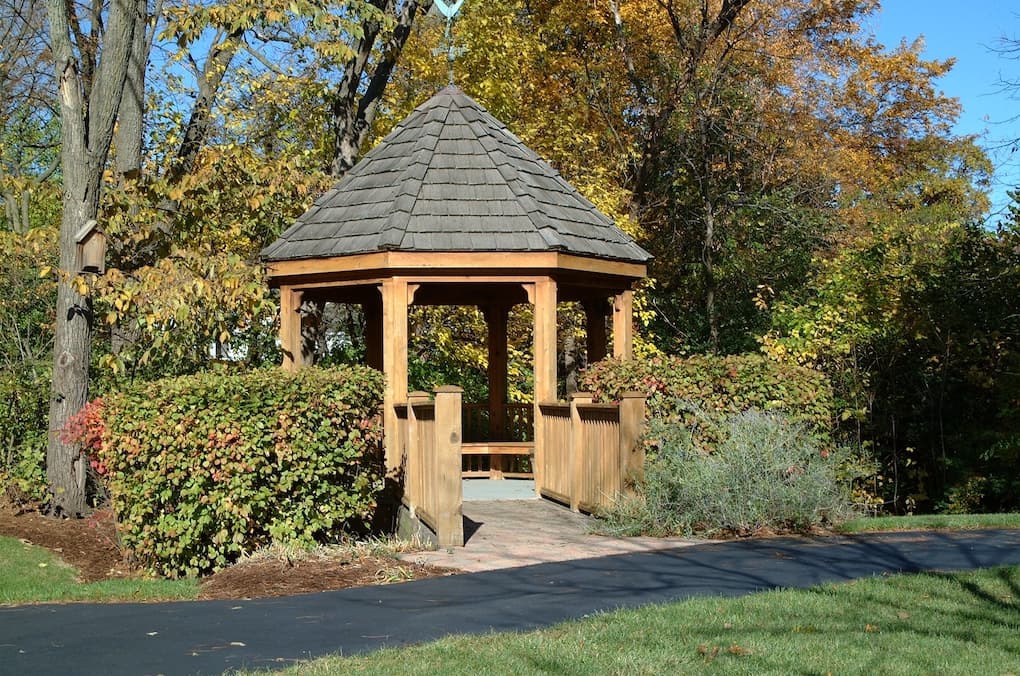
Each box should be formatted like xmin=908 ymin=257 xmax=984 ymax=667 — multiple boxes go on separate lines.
xmin=261 ymin=86 xmax=651 ymax=265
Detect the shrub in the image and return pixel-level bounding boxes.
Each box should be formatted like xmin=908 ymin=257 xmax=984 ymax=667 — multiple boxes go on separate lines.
xmin=69 ymin=366 xmax=385 ymax=577
xmin=581 ymin=353 xmax=835 ymax=452
xmin=598 ymin=409 xmax=858 ymax=537
xmin=0 ymin=369 xmax=50 ymax=504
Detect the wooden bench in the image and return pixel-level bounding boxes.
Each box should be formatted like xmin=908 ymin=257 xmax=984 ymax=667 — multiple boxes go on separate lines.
xmin=461 ymin=442 xmax=534 ymax=479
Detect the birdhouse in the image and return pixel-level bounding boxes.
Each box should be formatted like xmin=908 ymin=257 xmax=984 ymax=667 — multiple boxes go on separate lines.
xmin=74 ymin=220 xmax=106 ymax=275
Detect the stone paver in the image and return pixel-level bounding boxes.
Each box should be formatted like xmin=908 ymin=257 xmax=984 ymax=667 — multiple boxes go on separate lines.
xmin=404 ymin=498 xmax=702 ymax=572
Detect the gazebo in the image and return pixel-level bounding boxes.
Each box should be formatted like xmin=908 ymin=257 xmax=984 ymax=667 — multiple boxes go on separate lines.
xmin=262 ymin=86 xmax=650 ymax=514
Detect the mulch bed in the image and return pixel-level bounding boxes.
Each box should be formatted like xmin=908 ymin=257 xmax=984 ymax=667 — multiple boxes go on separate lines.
xmin=0 ymin=502 xmax=456 ymax=601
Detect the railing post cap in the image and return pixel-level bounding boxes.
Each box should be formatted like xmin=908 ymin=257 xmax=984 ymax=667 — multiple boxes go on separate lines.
xmin=619 ymin=391 xmax=646 ymax=399
xmin=434 ymin=385 xmax=463 ymax=394
xmin=569 ymin=392 xmax=594 ymax=401
xmin=408 ymin=391 xmax=431 ymax=402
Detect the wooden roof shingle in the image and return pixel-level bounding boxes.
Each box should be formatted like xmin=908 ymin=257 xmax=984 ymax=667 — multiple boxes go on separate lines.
xmin=261 ymin=86 xmax=651 ymax=264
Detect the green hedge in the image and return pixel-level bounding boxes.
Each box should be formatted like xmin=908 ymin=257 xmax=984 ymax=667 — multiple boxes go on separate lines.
xmin=82 ymin=367 xmax=385 ymax=578
xmin=581 ymin=353 xmax=834 ymax=451
xmin=0 ymin=368 xmax=49 ymax=503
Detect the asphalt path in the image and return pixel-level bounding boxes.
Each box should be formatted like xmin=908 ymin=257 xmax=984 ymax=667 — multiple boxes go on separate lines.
xmin=2 ymin=529 xmax=1020 ymax=675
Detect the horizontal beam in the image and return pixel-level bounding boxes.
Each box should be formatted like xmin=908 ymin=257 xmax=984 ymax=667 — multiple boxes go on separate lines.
xmin=461 ymin=442 xmax=534 ymax=455
xmin=266 ymin=251 xmax=646 ymax=285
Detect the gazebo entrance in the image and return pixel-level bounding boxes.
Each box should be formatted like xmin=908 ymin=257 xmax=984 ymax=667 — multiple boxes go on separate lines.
xmin=262 ymin=86 xmax=651 ymax=548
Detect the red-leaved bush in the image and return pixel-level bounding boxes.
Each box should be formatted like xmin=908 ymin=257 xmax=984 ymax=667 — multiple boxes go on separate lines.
xmin=61 ymin=398 xmax=108 ymax=476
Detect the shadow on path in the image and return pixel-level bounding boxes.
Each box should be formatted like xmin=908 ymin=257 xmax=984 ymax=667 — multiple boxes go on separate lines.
xmin=2 ymin=529 xmax=1020 ymax=675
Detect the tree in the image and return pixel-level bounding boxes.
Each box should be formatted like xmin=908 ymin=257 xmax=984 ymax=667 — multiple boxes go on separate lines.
xmin=83 ymin=0 xmax=437 ymax=375
xmin=44 ymin=0 xmax=146 ymax=515
xmin=0 ymin=0 xmax=59 ymax=234
xmin=762 ymin=137 xmax=1000 ymax=510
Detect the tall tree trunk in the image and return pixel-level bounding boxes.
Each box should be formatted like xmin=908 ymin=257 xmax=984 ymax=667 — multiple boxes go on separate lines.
xmin=699 ymin=118 xmax=720 ymax=354
xmin=702 ymin=194 xmax=719 ymax=353
xmin=167 ymin=27 xmax=244 ymax=184
xmin=114 ymin=0 xmax=147 ymax=181
xmin=45 ymin=0 xmax=143 ymax=516
xmin=109 ymin=2 xmax=149 ymax=358
xmin=329 ymin=0 xmax=433 ymax=178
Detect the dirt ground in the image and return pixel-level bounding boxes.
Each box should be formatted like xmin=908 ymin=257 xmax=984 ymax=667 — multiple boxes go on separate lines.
xmin=0 ymin=502 xmax=455 ymax=600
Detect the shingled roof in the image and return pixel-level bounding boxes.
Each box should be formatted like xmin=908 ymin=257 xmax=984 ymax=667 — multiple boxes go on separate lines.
xmin=261 ymin=86 xmax=651 ymax=264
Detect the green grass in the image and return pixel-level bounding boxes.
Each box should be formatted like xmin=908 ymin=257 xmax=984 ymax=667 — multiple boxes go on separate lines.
xmin=837 ymin=512 xmax=1020 ymax=534
xmin=0 ymin=535 xmax=199 ymax=605
xmin=261 ymin=566 xmax=1020 ymax=675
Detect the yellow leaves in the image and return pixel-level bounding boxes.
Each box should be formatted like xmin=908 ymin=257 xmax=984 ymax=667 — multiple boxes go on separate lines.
xmin=38 ymin=266 xmax=51 ymax=278
xmin=71 ymin=275 xmax=90 ymax=296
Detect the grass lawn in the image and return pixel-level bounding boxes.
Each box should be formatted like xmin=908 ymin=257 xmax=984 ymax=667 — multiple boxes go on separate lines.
xmin=0 ymin=535 xmax=198 ymax=605
xmin=838 ymin=513 xmax=1020 ymax=534
xmin=264 ymin=565 xmax=1020 ymax=675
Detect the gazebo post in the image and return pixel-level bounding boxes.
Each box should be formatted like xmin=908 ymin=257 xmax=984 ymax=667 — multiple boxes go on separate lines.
xmin=613 ymin=289 xmax=634 ymax=360
xmin=381 ymin=278 xmax=410 ymax=475
xmin=364 ymin=294 xmax=383 ymax=371
xmin=280 ymin=286 xmax=306 ymax=371
xmin=532 ymin=277 xmax=557 ymax=495
xmin=484 ymin=304 xmax=510 ymax=443
xmin=582 ymin=298 xmax=609 ymax=364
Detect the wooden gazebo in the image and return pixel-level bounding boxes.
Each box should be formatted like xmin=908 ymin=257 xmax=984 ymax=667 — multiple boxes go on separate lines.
xmin=262 ymin=87 xmax=650 ymax=515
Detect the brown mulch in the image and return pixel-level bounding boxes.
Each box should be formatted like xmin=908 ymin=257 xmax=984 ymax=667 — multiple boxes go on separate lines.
xmin=0 ymin=502 xmax=456 ymax=601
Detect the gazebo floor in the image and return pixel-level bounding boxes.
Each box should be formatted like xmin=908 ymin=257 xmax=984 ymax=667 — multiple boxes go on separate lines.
xmin=462 ymin=478 xmax=536 ymax=501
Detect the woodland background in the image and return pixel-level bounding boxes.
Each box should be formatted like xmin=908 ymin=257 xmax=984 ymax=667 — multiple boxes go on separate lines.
xmin=2 ymin=0 xmax=1018 ymax=515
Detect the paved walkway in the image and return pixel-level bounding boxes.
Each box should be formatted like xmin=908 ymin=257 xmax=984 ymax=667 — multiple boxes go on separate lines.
xmin=3 ymin=529 xmax=1020 ymax=675
xmin=408 ymin=498 xmax=700 ymax=572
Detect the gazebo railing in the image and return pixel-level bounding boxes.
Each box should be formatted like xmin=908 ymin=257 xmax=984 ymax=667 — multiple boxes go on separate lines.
xmin=536 ymin=392 xmax=646 ymax=513
xmin=461 ymin=403 xmax=535 ymax=479
xmin=461 ymin=403 xmax=534 ymax=442
xmin=398 ymin=387 xmax=464 ymax=548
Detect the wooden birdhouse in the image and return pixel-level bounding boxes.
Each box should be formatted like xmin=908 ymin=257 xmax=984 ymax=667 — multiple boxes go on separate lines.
xmin=74 ymin=220 xmax=106 ymax=275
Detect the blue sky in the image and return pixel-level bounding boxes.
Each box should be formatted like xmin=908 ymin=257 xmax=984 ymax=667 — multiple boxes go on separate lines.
xmin=872 ymin=1 xmax=1019 ymax=223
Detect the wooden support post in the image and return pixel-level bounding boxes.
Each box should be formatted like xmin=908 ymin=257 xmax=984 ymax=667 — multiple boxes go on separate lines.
xmin=484 ymin=305 xmax=510 ymax=441
xmin=618 ymin=391 xmax=646 ymax=491
xmin=532 ymin=277 xmax=557 ymax=497
xmin=405 ymin=391 xmax=430 ymax=515
xmin=613 ymin=289 xmax=634 ymax=360
xmin=280 ymin=286 xmax=305 ymax=371
xmin=484 ymin=304 xmax=510 ymax=477
xmin=300 ymin=299 xmax=323 ymax=366
xmin=434 ymin=385 xmax=465 ymax=548
xmin=381 ymin=278 xmax=409 ymax=476
xmin=569 ymin=392 xmax=593 ymax=512
xmin=582 ymin=299 xmax=609 ymax=365
xmin=364 ymin=294 xmax=383 ymax=371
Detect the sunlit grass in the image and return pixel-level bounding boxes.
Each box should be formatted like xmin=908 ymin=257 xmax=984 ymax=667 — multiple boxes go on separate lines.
xmin=837 ymin=513 xmax=1020 ymax=533
xmin=0 ymin=535 xmax=198 ymax=605
xmin=259 ymin=566 xmax=1020 ymax=675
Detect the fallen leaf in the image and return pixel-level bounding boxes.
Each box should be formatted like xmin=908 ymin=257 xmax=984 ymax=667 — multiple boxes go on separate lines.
xmin=865 ymin=624 xmax=879 ymax=632
xmin=728 ymin=644 xmax=752 ymax=656
xmin=897 ymin=612 xmax=910 ymax=620
xmin=697 ymin=644 xmax=720 ymax=662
